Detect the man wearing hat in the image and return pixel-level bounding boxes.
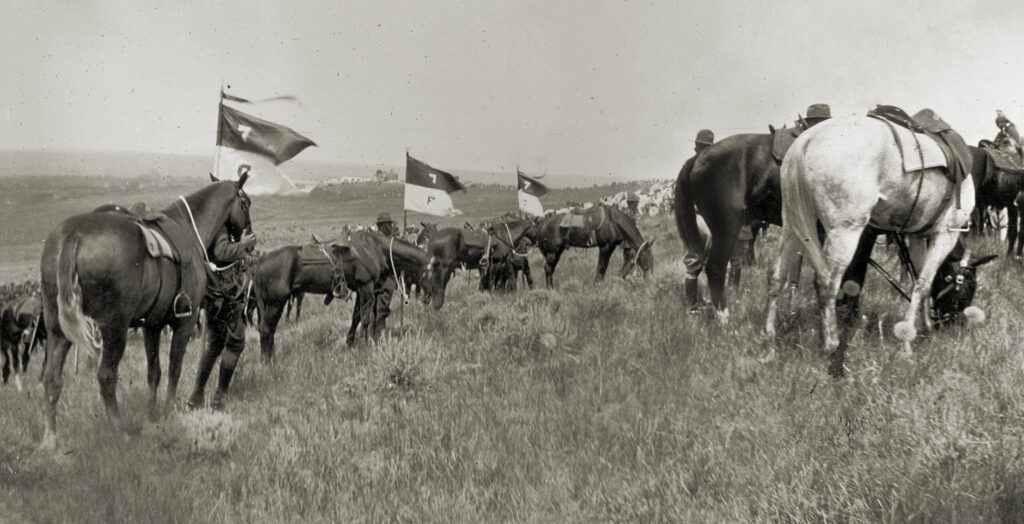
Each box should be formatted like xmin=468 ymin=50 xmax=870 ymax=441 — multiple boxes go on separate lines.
xmin=801 ymin=103 xmax=832 ymax=130
xmin=376 ymin=212 xmax=397 ymax=238
xmin=626 ymin=192 xmax=641 ymax=219
xmin=694 ymin=129 xmax=715 ymax=154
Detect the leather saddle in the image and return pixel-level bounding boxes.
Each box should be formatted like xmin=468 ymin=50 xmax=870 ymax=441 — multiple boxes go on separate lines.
xmin=558 ymin=205 xmax=605 ymax=230
xmin=93 ymin=202 xmax=178 ymax=261
xmin=978 ymin=139 xmax=1024 ymax=173
xmin=867 ymin=105 xmax=972 ymax=185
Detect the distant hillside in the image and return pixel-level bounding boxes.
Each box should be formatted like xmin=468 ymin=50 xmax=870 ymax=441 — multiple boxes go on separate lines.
xmin=0 ymin=150 xmax=654 ymax=188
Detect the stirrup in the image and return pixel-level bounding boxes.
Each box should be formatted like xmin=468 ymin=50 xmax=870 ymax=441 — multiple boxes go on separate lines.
xmin=173 ymin=293 xmax=193 ymax=319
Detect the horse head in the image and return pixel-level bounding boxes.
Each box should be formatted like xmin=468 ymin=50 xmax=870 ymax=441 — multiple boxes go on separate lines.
xmin=311 ymin=234 xmax=351 ymax=302
xmin=416 ymin=222 xmax=438 ymax=247
xmin=620 ymin=239 xmax=655 ymax=279
xmin=210 ymin=171 xmax=253 ymax=237
xmin=930 ymin=247 xmax=997 ymax=326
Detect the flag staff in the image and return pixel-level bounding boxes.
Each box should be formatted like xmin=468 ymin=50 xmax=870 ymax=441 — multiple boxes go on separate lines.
xmin=403 ymin=149 xmax=409 ymax=236
xmin=214 ymin=81 xmax=225 ymax=179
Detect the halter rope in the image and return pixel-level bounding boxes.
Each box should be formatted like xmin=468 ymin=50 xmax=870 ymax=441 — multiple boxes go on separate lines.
xmin=631 ymin=240 xmax=648 ymax=270
xmin=504 ymin=223 xmax=532 ymax=257
xmin=178 ymin=196 xmax=236 ymax=272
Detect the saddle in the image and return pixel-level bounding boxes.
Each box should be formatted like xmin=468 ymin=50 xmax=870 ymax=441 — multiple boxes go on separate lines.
xmin=558 ymin=205 xmax=605 ymax=230
xmin=298 ymin=243 xmax=336 ymax=266
xmin=978 ymin=140 xmax=1024 ymax=173
xmin=462 ymin=229 xmax=491 ymax=250
xmin=867 ymin=105 xmax=972 ymax=185
xmin=771 ymin=126 xmax=803 ymax=163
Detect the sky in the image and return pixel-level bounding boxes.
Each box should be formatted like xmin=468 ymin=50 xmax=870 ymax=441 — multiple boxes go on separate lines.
xmin=2 ymin=0 xmax=1023 ymax=180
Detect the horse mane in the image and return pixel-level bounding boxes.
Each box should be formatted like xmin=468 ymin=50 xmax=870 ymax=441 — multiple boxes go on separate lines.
xmin=159 ymin=181 xmax=237 ymax=224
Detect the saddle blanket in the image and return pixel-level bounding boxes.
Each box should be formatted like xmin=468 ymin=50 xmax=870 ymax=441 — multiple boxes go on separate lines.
xmin=137 ymin=223 xmax=178 ymax=261
xmin=889 ymin=123 xmax=947 ymax=173
xmin=557 ymin=205 xmax=605 ymax=230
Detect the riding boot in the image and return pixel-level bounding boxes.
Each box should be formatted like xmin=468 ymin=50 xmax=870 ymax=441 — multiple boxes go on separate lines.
xmin=684 ymin=277 xmax=702 ymax=313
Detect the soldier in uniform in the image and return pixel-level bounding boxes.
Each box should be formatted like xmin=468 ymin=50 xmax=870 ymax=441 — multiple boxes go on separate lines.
xmin=187 ymin=165 xmax=258 ymax=410
xmin=376 ymin=212 xmax=397 ymax=237
xmin=626 ymin=192 xmax=641 ymax=219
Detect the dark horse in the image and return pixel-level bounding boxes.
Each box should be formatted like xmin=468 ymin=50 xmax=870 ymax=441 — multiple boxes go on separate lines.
xmin=675 ymin=132 xmax=783 ymax=313
xmin=537 ymin=205 xmax=653 ymax=288
xmin=422 ymin=219 xmax=537 ymax=309
xmin=1 ymin=295 xmax=44 ymax=389
xmin=252 ymin=240 xmax=350 ymax=361
xmin=38 ymin=174 xmax=251 ymax=449
xmin=972 ymin=141 xmax=1024 ymax=257
xmin=324 ymin=231 xmax=434 ymax=345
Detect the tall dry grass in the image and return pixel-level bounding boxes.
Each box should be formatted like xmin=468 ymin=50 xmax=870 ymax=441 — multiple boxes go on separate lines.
xmin=2 ymin=214 xmax=1023 ymax=522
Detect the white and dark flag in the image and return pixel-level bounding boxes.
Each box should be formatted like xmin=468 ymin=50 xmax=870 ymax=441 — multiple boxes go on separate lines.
xmin=215 ymin=98 xmax=316 ymax=195
xmin=404 ymin=154 xmax=465 ymax=216
xmin=517 ymin=170 xmax=549 ymax=216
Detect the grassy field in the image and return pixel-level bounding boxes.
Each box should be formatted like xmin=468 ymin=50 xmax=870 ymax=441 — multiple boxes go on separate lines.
xmin=2 ymin=176 xmax=1024 ymax=522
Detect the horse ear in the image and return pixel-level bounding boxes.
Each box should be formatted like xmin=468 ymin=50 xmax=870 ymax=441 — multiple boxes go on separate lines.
xmin=971 ymin=254 xmax=998 ymax=267
xmin=210 ymin=172 xmax=220 ymax=182
xmin=769 ymin=124 xmax=776 ymax=134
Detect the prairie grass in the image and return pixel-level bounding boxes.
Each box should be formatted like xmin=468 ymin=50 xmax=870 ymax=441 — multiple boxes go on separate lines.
xmin=2 ymin=182 xmax=1024 ymax=522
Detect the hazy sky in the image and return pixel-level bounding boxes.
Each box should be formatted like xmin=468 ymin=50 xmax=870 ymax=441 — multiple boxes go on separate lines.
xmin=2 ymin=0 xmax=1023 ymax=180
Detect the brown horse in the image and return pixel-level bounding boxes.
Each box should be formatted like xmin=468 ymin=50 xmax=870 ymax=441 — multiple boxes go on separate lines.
xmin=324 ymin=231 xmax=434 ymax=345
xmin=675 ymin=132 xmax=784 ymax=313
xmin=422 ymin=219 xmax=538 ymax=309
xmin=252 ymin=240 xmax=350 ymax=361
xmin=38 ymin=174 xmax=251 ymax=449
xmin=537 ymin=205 xmax=653 ymax=288
xmin=1 ymin=295 xmax=44 ymax=389
xmin=973 ymin=140 xmax=1024 ymax=257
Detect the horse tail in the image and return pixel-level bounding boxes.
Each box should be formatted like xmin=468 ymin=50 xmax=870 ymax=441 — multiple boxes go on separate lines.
xmin=674 ymin=156 xmax=703 ymax=257
xmin=55 ymin=233 xmax=102 ymax=356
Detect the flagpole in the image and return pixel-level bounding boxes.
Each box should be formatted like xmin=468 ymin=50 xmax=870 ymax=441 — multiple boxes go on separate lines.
xmin=214 ymin=81 xmax=224 ymax=178
xmin=403 ymin=149 xmax=409 ymax=235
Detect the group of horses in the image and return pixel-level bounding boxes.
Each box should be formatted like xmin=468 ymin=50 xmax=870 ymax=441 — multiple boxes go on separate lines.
xmin=676 ymin=106 xmax=1016 ymax=374
xmin=24 ymin=171 xmax=655 ymax=450
xmin=0 ymin=280 xmax=44 ymax=390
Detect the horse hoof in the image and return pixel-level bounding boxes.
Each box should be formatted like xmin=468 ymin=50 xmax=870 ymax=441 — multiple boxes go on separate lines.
xmin=893 ymin=321 xmax=917 ymax=342
xmin=841 ymin=280 xmax=861 ymax=297
xmin=14 ymin=374 xmax=23 ymax=393
xmin=963 ymin=306 xmax=986 ymax=325
xmin=715 ymin=308 xmax=730 ymax=324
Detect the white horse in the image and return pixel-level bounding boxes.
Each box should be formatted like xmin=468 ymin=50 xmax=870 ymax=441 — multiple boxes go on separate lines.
xmin=765 ymin=114 xmax=975 ymax=356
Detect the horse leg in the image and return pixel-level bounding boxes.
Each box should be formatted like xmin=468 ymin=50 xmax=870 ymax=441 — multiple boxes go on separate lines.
xmin=39 ymin=334 xmax=72 ymax=450
xmin=894 ymin=232 xmax=960 ymax=355
xmin=295 ymin=293 xmax=304 ymax=320
xmin=143 ymin=326 xmax=162 ymax=420
xmin=765 ymin=227 xmax=802 ymax=338
xmin=836 ymin=228 xmax=879 ymax=333
xmin=1007 ymin=206 xmax=1018 ymax=257
xmin=346 ymin=291 xmax=362 ymax=347
xmin=259 ymin=300 xmax=285 ymax=363
xmin=1 ymin=340 xmax=10 ymax=384
xmin=596 ymin=244 xmax=615 ymax=281
xmin=814 ymin=227 xmax=864 ymax=365
xmin=544 ymin=249 xmax=563 ymax=289
xmin=522 ymin=257 xmax=534 ymax=289
xmin=359 ymin=286 xmax=375 ymax=343
xmin=164 ymin=323 xmax=195 ymax=411
xmin=96 ymin=322 xmax=129 ymax=429
xmin=1016 ymin=209 xmax=1024 ymax=259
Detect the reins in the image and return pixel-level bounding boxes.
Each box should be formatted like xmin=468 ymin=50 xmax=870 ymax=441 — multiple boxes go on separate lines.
xmin=504 ymin=223 xmax=532 ymax=257
xmin=178 ymin=195 xmax=237 ymax=272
